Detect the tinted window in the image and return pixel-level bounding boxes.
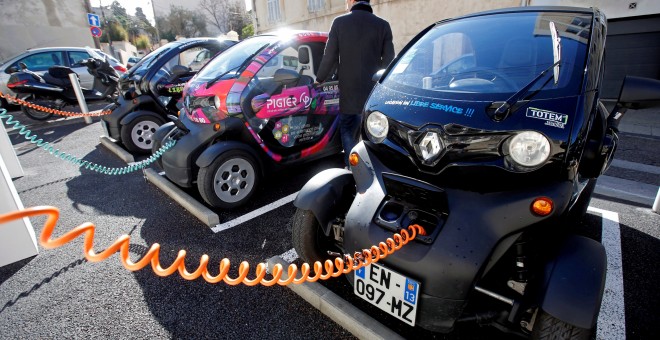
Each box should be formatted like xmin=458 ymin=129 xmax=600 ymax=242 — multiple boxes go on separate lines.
xmin=383 ymin=12 xmax=591 ymax=100
xmin=194 ymin=35 xmax=278 ymax=82
xmin=15 ymin=51 xmax=65 ymax=71
xmin=68 ymin=51 xmax=91 ymax=67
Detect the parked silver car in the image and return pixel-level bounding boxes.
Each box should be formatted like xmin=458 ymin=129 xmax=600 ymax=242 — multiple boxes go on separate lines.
xmin=0 ymin=46 xmax=126 ymax=107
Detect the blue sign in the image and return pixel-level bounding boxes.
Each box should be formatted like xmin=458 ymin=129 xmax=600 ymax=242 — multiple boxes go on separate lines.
xmin=87 ymin=13 xmax=100 ymax=27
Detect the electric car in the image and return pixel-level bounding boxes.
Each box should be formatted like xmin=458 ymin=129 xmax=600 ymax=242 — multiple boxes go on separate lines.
xmin=152 ymin=31 xmax=342 ymax=209
xmin=100 ymin=38 xmax=236 ymax=154
xmin=292 ymin=7 xmax=660 ymax=338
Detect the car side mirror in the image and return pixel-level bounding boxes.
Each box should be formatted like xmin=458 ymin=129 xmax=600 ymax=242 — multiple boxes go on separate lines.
xmin=171 ymin=64 xmax=190 ymax=77
xmin=274 ymin=68 xmax=300 ymax=83
xmin=372 ymin=69 xmax=385 ymax=82
xmin=616 ymin=76 xmax=660 ymax=110
xmin=6 ymin=66 xmax=19 ymax=74
xmin=298 ymin=47 xmax=310 ymax=65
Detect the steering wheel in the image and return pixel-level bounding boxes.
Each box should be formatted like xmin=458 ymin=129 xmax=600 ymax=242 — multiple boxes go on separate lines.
xmin=447 ymin=67 xmax=517 ymax=92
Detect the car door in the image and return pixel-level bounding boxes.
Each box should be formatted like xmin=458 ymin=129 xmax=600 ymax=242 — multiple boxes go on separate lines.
xmin=242 ymin=41 xmax=340 ymax=162
xmin=66 ymin=51 xmax=95 ymax=89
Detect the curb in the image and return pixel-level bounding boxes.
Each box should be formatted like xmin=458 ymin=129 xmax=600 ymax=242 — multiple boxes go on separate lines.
xmin=267 ymin=256 xmax=404 ymax=340
xmin=99 ymin=136 xmax=135 ymax=163
xmin=143 ymin=168 xmax=220 ymax=227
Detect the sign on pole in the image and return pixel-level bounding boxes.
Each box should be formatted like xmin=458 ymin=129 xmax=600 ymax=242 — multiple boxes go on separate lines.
xmin=87 ymin=13 xmax=100 ymax=27
xmin=90 ymin=26 xmax=103 ymax=38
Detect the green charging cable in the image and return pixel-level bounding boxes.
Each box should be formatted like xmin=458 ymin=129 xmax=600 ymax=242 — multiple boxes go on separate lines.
xmin=0 ymin=109 xmax=176 ymax=175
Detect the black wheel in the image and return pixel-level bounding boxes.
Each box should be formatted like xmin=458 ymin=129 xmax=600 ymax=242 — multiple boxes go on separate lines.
xmin=120 ymin=115 xmax=165 ymax=154
xmin=292 ymin=209 xmax=337 ymax=264
xmin=21 ymin=103 xmax=53 ymax=121
xmin=532 ymin=310 xmax=591 ymax=340
xmin=151 ymin=123 xmax=176 ymax=170
xmin=566 ymin=178 xmax=597 ymax=221
xmin=197 ymin=150 xmax=259 ymax=209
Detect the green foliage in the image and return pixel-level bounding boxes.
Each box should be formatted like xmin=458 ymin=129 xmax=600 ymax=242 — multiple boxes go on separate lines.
xmin=134 ymin=35 xmax=152 ymax=50
xmin=241 ymin=23 xmax=254 ymax=39
xmin=100 ymin=21 xmax=128 ymax=42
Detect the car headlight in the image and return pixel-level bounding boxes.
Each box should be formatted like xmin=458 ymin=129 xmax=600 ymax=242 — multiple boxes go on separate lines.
xmin=366 ymin=111 xmax=389 ymax=143
xmin=508 ymin=131 xmax=551 ymax=167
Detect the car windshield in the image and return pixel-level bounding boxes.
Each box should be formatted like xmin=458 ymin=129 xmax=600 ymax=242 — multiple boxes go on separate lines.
xmin=382 ymin=11 xmax=591 ymax=101
xmin=129 ymin=42 xmax=179 ymax=75
xmin=193 ymin=35 xmax=278 ymax=82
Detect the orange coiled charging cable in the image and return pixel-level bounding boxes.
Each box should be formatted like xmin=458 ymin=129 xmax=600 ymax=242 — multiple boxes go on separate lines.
xmin=0 ymin=206 xmax=425 ymax=286
xmin=0 ymin=91 xmax=112 ymax=117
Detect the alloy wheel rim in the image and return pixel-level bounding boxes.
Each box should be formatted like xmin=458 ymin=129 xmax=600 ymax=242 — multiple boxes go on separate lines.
xmin=131 ymin=120 xmax=160 ymax=150
xmin=212 ymin=158 xmax=255 ymax=203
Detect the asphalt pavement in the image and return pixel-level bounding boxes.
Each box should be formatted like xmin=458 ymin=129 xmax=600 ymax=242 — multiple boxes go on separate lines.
xmin=0 ymin=104 xmax=658 ymax=339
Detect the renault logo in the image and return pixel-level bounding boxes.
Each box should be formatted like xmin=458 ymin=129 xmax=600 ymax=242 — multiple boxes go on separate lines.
xmin=417 ymin=132 xmax=444 ymax=162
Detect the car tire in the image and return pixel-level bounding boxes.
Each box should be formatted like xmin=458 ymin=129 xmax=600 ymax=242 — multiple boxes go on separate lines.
xmin=197 ymin=150 xmax=259 ymax=209
xmin=151 ymin=124 xmax=176 ymax=170
xmin=292 ymin=208 xmax=337 ymax=264
xmin=21 ymin=104 xmax=53 ymax=121
xmin=120 ymin=115 xmax=165 ymax=154
xmin=532 ymin=310 xmax=591 ymax=340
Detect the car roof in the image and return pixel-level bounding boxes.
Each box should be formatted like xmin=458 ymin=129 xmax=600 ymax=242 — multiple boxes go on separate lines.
xmin=25 ymin=46 xmax=90 ymax=52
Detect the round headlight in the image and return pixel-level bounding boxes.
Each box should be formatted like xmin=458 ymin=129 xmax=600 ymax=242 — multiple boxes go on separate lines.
xmin=366 ymin=111 xmax=389 ymax=143
xmin=508 ymin=131 xmax=551 ymax=167
xmin=214 ymin=96 xmax=221 ymax=109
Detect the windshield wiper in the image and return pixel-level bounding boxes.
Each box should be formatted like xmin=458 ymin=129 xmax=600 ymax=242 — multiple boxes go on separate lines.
xmin=490 ymin=60 xmax=560 ymax=121
xmin=206 ymin=45 xmax=268 ymax=89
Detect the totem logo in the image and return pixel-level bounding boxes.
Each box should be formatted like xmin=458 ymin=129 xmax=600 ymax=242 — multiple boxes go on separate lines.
xmin=526 ymin=107 xmax=569 ymax=128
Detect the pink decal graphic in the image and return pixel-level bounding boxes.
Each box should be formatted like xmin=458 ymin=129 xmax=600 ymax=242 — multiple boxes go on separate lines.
xmin=253 ymin=83 xmax=340 ymax=120
xmin=281 ymin=134 xmax=289 ymax=144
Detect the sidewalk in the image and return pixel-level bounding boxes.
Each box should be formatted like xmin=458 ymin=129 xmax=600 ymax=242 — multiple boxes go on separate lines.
xmin=617 ymin=107 xmax=660 ymax=138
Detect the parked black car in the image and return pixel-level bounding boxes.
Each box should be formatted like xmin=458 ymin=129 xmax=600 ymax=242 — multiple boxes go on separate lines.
xmin=292 ymin=6 xmax=660 ymax=339
xmin=101 ymin=38 xmax=235 ymax=154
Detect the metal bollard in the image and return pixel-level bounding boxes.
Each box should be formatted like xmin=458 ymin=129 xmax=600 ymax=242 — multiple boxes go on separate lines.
xmin=653 ymin=187 xmax=660 ymax=214
xmin=68 ymin=73 xmax=93 ymax=124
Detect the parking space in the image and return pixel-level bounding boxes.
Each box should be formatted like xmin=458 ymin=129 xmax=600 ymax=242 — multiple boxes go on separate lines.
xmin=1 ymin=115 xmax=659 ymax=339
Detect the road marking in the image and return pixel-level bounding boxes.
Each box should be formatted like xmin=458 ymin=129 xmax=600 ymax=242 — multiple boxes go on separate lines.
xmin=588 ymin=207 xmax=626 ymax=340
xmin=211 ymin=191 xmax=299 ymax=233
xmin=611 ymin=159 xmax=660 ymax=175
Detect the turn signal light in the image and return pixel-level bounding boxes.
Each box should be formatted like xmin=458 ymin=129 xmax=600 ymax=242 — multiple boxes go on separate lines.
xmin=213 ymin=123 xmax=221 ymax=131
xmin=531 ymin=197 xmax=553 ymax=216
xmin=349 ymin=152 xmax=359 ymax=167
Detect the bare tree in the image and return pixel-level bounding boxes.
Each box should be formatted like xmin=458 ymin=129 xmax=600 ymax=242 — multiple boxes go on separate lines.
xmin=199 ymin=0 xmax=249 ymax=34
xmin=199 ymin=0 xmax=230 ymax=33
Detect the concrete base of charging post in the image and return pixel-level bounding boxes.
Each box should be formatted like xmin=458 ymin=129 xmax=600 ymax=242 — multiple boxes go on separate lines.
xmin=100 ymin=136 xmax=135 ymax=163
xmin=267 ymin=256 xmax=404 ymax=340
xmin=143 ymin=168 xmax=220 ymax=227
xmin=0 ymin=156 xmax=38 ymax=267
xmin=0 ymin=121 xmax=23 ymax=179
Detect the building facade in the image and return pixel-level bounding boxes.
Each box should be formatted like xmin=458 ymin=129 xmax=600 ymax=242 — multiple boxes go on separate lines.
xmin=251 ymin=0 xmax=660 ymax=98
xmin=0 ymin=0 xmax=96 ymax=61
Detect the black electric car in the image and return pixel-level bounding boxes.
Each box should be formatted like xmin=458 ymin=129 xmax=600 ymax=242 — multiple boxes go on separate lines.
xmin=292 ymin=6 xmax=660 ymax=338
xmin=101 ymin=38 xmax=235 ymax=154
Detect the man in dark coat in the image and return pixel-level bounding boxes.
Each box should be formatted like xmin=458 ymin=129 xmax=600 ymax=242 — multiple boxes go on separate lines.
xmin=315 ymin=0 xmax=395 ymax=166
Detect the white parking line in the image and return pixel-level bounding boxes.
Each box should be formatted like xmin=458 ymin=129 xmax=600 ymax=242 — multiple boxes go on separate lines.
xmin=211 ymin=191 xmax=299 ymax=233
xmin=588 ymin=207 xmax=626 ymax=340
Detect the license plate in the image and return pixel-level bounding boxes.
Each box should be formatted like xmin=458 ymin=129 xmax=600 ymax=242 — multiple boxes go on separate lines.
xmin=354 ymin=263 xmax=420 ymax=326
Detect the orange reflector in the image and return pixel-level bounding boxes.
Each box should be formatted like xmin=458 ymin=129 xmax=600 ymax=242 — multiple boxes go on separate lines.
xmin=213 ymin=123 xmax=221 ymax=131
xmin=177 ymin=110 xmax=181 ymax=117
xmin=349 ymin=152 xmax=359 ymax=167
xmin=531 ymin=197 xmax=553 ymax=216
